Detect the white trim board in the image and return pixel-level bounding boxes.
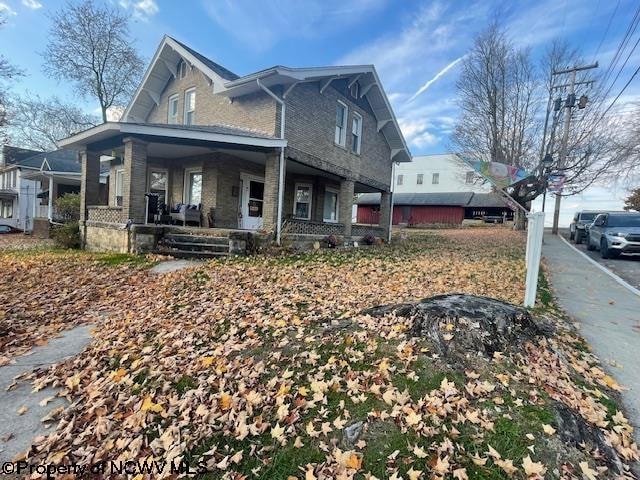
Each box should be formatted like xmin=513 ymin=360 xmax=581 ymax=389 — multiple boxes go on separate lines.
xmin=557 ymin=234 xmax=640 ymax=298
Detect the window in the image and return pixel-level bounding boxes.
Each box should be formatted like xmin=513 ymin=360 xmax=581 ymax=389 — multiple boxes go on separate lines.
xmin=323 ymin=188 xmax=339 ymax=223
xmin=335 ymin=101 xmax=348 ymax=146
xmin=115 ymin=168 xmax=124 ymax=206
xmin=397 ymin=174 xmax=403 ymax=186
xmin=179 ymin=60 xmax=188 ymax=79
xmin=417 ymin=174 xmax=423 ymax=185
xmin=185 ymin=168 xmax=202 ymax=205
xmin=351 ymin=112 xmax=362 ymax=154
xmin=148 ymin=169 xmax=168 ymax=206
xmin=432 ymin=173 xmax=440 ymax=184
xmin=184 ymin=88 xmax=196 ymax=125
xmin=168 ymin=94 xmax=179 ymax=124
xmin=0 ymin=199 xmax=12 ymax=218
xmin=465 ymin=171 xmax=475 ymax=184
xmin=293 ymin=183 xmax=312 ymax=220
xmin=350 ymin=81 xmax=359 ymax=98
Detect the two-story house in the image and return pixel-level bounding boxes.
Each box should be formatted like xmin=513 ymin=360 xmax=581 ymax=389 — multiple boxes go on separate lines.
xmin=357 ymin=153 xmax=512 ymax=226
xmin=59 ymin=36 xmax=410 ymax=254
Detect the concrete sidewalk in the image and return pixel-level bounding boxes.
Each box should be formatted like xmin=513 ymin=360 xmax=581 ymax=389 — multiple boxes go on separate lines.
xmin=542 ymin=234 xmax=640 ymax=434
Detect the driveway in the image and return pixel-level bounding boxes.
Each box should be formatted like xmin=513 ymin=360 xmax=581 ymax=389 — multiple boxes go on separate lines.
xmin=561 ymin=228 xmax=640 ymax=290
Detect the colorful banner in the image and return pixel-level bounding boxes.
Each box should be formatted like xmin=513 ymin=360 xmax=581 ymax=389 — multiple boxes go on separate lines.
xmin=460 ymin=157 xmax=532 ymax=189
xmin=547 ymin=174 xmax=566 ymax=193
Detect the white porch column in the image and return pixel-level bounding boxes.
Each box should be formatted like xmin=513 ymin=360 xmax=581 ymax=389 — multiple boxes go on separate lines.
xmin=47 ymin=176 xmax=54 ymax=221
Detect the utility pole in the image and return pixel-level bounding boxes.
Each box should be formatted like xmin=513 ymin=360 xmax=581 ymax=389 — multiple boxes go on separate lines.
xmin=551 ymin=63 xmax=598 ymax=234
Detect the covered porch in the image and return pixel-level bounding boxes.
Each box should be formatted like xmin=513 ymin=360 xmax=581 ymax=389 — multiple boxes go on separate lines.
xmin=59 ymin=123 xmax=391 ymax=253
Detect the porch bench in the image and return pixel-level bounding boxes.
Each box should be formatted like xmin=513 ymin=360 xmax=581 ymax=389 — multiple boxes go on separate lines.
xmin=170 ymin=206 xmax=201 ymax=226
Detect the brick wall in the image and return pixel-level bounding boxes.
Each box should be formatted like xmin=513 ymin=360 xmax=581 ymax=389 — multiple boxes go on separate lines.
xmin=122 ymin=138 xmax=148 ymax=223
xmin=284 ymin=80 xmax=393 ymax=189
xmin=146 ymin=66 xmax=279 ymax=137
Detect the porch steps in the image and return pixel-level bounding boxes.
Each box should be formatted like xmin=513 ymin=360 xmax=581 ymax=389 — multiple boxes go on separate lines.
xmin=156 ymin=233 xmax=230 ymax=258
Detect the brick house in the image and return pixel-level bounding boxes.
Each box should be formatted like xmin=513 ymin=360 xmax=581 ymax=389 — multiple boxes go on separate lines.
xmin=60 ymin=36 xmax=410 ymax=253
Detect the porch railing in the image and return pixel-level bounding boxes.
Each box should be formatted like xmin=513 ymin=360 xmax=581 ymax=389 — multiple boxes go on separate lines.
xmin=281 ymin=218 xmax=385 ymax=238
xmin=87 ymin=206 xmax=124 ymax=224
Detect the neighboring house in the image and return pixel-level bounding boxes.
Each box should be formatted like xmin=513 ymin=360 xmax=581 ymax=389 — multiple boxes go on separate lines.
xmin=357 ymin=154 xmax=512 ymax=226
xmin=357 ymin=192 xmax=512 ymax=226
xmin=59 ymin=35 xmax=410 ymax=253
xmin=393 ymin=153 xmax=489 ymax=194
xmin=0 ymin=145 xmax=45 ymax=231
xmin=0 ymin=146 xmax=107 ymax=232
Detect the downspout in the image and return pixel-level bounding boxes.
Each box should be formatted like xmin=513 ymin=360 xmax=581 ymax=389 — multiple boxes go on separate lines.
xmin=256 ymin=77 xmax=285 ymax=246
xmin=388 ymin=162 xmax=396 ymax=243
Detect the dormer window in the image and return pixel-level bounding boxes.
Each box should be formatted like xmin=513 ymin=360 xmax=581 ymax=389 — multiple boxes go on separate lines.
xmin=179 ymin=60 xmax=188 ymax=79
xmin=350 ymin=82 xmax=359 ymax=99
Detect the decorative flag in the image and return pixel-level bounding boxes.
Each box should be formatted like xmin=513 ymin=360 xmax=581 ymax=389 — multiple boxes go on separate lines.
xmin=547 ymin=174 xmax=566 ymax=193
xmin=459 ymin=156 xmax=532 ymax=189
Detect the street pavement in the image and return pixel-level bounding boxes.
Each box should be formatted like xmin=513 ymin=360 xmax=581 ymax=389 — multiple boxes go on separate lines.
xmin=561 ymin=229 xmax=640 ymax=290
xmin=542 ymin=233 xmax=640 ymax=437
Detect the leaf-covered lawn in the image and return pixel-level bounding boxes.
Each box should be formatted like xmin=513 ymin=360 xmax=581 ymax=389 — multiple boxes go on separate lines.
xmin=4 ymin=229 xmax=638 ymax=478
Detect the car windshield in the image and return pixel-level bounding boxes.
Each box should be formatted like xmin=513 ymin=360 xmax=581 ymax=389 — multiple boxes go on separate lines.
xmin=0 ymin=226 xmax=9 ymax=233
xmin=580 ymin=212 xmax=597 ymax=221
xmin=608 ymin=215 xmax=640 ymax=227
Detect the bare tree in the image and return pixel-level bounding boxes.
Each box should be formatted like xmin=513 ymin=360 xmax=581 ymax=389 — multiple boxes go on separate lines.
xmin=7 ymin=93 xmax=98 ymax=151
xmin=41 ymin=0 xmax=144 ymax=123
xmin=452 ymin=22 xmax=541 ymax=228
xmin=0 ymin=15 xmax=23 ymax=141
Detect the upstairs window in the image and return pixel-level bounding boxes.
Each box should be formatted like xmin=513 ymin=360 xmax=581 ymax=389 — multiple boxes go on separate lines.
xmin=350 ymin=81 xmax=359 ymax=99
xmin=351 ymin=112 xmax=362 ymax=154
xmin=432 ymin=172 xmax=440 ymax=185
xmin=397 ymin=174 xmax=403 ymax=186
xmin=417 ymin=173 xmax=423 ymax=185
xmin=184 ymin=88 xmax=196 ymax=125
xmin=168 ymin=94 xmax=179 ymax=124
xmin=465 ymin=171 xmax=475 ymax=184
xmin=335 ymin=101 xmax=348 ymax=146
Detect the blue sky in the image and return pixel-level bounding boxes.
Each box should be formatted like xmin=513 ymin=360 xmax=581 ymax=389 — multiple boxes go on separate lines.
xmin=1 ymin=0 xmax=638 ymax=224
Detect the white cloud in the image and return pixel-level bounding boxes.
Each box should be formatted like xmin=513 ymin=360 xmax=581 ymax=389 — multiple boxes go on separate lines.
xmin=201 ymin=0 xmax=386 ymax=51
xmin=119 ymin=0 xmax=158 ymax=21
xmin=0 ymin=2 xmax=17 ymax=15
xmin=21 ymin=0 xmax=41 ymax=9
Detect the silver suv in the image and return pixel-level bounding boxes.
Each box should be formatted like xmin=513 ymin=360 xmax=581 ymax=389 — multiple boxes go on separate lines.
xmin=587 ymin=212 xmax=640 ymax=259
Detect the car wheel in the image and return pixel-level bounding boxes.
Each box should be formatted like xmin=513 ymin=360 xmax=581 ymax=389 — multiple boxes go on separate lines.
xmin=601 ymin=239 xmax=612 ymax=259
xmin=575 ymin=232 xmax=583 ymax=244
xmin=587 ymin=236 xmax=596 ymax=250
xmin=569 ymin=230 xmax=575 ymax=240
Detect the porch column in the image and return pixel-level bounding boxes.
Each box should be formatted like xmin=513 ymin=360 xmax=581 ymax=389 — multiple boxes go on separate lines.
xmin=80 ymin=149 xmax=101 ymax=222
xmin=262 ymin=152 xmax=281 ymax=233
xmin=122 ymin=137 xmax=147 ymax=224
xmin=379 ymin=191 xmax=392 ymax=240
xmin=339 ymin=179 xmax=354 ymax=240
xmin=47 ymin=176 xmax=54 ymax=221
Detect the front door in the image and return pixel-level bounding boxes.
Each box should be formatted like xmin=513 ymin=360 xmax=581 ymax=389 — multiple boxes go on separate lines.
xmin=241 ymin=174 xmax=264 ymax=230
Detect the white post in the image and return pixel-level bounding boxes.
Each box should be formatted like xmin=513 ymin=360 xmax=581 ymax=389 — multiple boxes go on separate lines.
xmin=524 ymin=211 xmax=545 ymax=307
xmin=47 ymin=176 xmax=54 ymax=221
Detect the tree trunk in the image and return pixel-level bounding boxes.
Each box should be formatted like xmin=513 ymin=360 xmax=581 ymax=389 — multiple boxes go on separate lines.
xmin=513 ymin=208 xmax=527 ymax=231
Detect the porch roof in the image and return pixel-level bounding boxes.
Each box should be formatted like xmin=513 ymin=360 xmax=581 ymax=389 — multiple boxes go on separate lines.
xmin=58 ymin=122 xmax=288 ymax=152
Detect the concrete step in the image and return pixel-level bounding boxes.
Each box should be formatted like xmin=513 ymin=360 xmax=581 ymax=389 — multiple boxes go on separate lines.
xmin=163 ymin=240 xmax=229 ymax=252
xmin=164 ymin=234 xmax=229 ymax=245
xmin=154 ymin=249 xmax=229 ymax=259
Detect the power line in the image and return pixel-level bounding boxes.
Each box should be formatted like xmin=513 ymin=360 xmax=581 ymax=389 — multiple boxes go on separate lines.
xmin=601 ymin=64 xmax=640 ymax=118
xmin=592 ymin=0 xmax=620 ymax=62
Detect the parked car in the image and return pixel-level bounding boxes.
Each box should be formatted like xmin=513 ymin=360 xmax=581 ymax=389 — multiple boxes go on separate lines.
xmin=587 ymin=212 xmax=640 ymax=258
xmin=569 ymin=210 xmax=601 ymax=244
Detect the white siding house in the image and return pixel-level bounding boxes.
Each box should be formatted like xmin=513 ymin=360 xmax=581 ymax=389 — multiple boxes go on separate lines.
xmin=394 ymin=153 xmax=490 ymax=194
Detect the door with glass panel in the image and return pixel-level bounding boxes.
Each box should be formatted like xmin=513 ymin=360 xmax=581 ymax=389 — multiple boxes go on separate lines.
xmin=240 ymin=173 xmax=264 ymax=230
xmin=323 ymin=187 xmax=339 ymax=223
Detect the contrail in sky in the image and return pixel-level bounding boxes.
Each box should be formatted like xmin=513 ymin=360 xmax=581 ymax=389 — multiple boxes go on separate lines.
xmin=407 ymin=56 xmax=465 ymax=103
